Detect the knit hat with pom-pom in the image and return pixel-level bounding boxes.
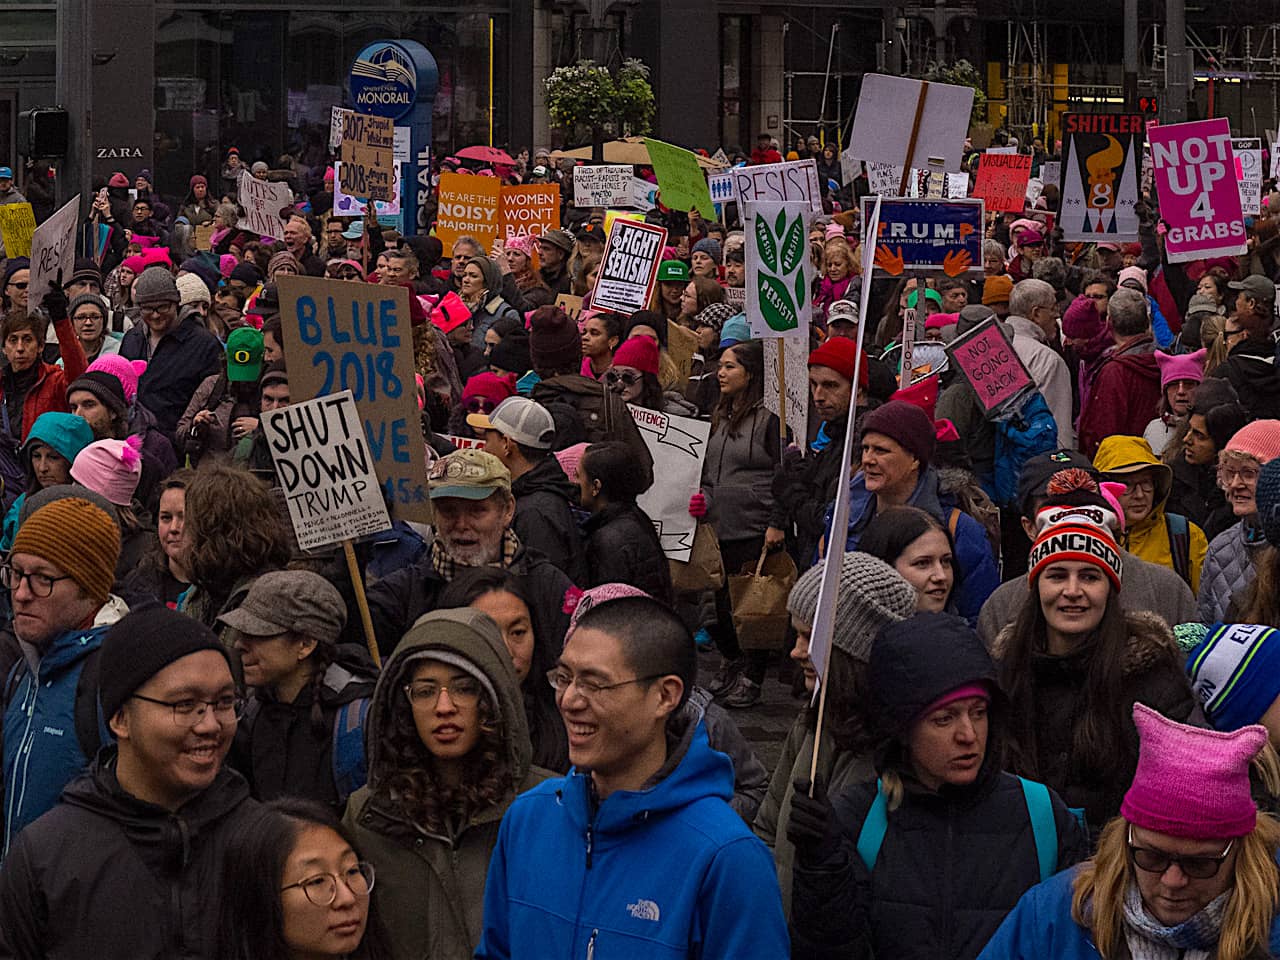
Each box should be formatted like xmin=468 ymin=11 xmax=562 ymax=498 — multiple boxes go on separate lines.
xmin=1028 ymin=468 xmax=1124 ymax=591
xmin=70 ymin=435 xmax=143 ymax=506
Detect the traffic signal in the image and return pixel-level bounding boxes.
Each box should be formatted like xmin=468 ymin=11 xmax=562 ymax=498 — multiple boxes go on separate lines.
xmin=1138 ymin=95 xmax=1159 ymax=116
xmin=17 ymin=108 xmax=69 ymax=159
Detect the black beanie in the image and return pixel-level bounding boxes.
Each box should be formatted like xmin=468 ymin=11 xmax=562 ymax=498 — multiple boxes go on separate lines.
xmin=490 ymin=329 xmax=532 ymax=376
xmin=99 ymin=605 xmax=234 ymax=720
xmin=528 ymin=306 xmax=581 ymax=374
xmin=66 ymin=371 xmax=128 ymax=416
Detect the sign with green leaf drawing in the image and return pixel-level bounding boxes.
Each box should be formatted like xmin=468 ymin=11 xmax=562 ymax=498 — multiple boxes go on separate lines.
xmin=745 ymin=201 xmax=813 ymax=339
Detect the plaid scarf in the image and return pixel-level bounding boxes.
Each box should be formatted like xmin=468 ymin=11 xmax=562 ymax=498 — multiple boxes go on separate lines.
xmin=430 ymin=528 xmax=521 ymax=580
xmin=1121 ymin=882 xmax=1225 ymax=960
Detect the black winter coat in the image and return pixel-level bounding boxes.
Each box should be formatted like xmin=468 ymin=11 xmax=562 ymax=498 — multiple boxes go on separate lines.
xmin=771 ymin=413 xmax=851 ymax=565
xmin=0 ymin=755 xmax=259 ymax=959
xmin=582 ymin=501 xmax=675 ymax=606
xmin=530 ymin=373 xmax=654 ymax=489
xmin=1211 ymin=341 xmax=1280 ymax=421
xmin=120 ymin=317 xmax=225 ymax=437
xmin=511 ymin=456 xmax=587 ymax=586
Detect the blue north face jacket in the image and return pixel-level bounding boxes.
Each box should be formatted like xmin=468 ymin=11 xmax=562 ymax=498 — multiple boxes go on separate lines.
xmin=475 ymin=717 xmax=788 ymax=960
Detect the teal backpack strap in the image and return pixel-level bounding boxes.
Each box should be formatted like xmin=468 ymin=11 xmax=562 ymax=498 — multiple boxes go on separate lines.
xmin=855 ymin=779 xmax=889 ymax=872
xmin=1018 ymin=777 xmax=1058 ymax=883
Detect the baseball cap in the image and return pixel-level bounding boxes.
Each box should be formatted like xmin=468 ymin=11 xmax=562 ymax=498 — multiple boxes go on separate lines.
xmin=827 ymin=299 xmax=859 ymax=326
xmin=656 ymin=260 xmax=690 ymax=283
xmin=216 ymin=570 xmax=347 ymax=645
xmin=226 ymin=327 xmax=264 ymax=383
xmin=1228 ymin=274 xmax=1276 ymax=302
xmin=342 ymin=221 xmax=364 ymax=240
xmin=575 ymin=222 xmax=606 ymax=244
xmin=1016 ymin=449 xmax=1098 ymax=517
xmin=467 ymin=396 xmax=555 ymax=449
xmin=906 ymin=288 xmax=943 ymax=310
xmin=0 ymin=167 xmax=12 ymax=180
xmin=428 ymin=449 xmax=512 ymax=500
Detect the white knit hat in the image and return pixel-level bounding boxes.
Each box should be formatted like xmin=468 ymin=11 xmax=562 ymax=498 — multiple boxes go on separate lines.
xmin=175 ymin=272 xmax=211 ymax=306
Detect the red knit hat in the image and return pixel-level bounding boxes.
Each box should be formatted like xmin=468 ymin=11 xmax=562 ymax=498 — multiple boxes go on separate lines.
xmin=611 ymin=336 xmax=659 ymax=376
xmin=808 ymin=337 xmax=869 ymax=389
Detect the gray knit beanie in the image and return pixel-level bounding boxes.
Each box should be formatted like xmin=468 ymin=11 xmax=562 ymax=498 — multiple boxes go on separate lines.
xmin=787 ymin=551 xmax=917 ymax=662
xmin=132 ymin=267 xmax=180 ymax=305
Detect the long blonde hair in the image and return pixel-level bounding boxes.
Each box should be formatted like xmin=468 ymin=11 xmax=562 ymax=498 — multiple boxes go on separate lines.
xmin=1071 ymin=815 xmax=1280 ymax=960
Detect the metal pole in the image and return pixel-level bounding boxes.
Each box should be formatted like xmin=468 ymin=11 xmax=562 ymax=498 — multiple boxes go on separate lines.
xmin=55 ymin=0 xmax=92 ymax=212
xmin=1166 ymin=0 xmax=1188 ymax=122
xmin=1123 ymin=0 xmax=1139 ymax=109
xmin=488 ymin=18 xmax=494 ymax=146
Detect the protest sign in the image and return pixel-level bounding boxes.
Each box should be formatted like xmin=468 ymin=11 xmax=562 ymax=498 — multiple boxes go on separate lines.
xmin=237 ymin=172 xmax=292 ymax=240
xmin=604 ymin=210 xmax=644 ymax=234
xmin=263 ymin=390 xmax=393 ymax=552
xmin=711 ymin=148 xmax=730 ymax=166
xmin=28 ymin=195 xmax=80 ymax=304
xmin=973 ymin=153 xmax=1032 ymax=212
xmin=629 ymin=177 xmax=656 ymax=211
xmin=1059 ymin=113 xmax=1144 ymax=242
xmin=667 ymin=322 xmax=698 ymax=390
xmin=863 ymin=162 xmax=966 ymax=200
xmin=573 ymin=165 xmax=633 ymax=208
xmin=840 ymin=148 xmax=861 ymax=186
xmin=764 ymin=333 xmax=809 ymax=442
xmin=1040 ymin=161 xmax=1060 ymax=189
xmin=555 ymin=294 xmax=584 ymax=322
xmin=644 ymin=138 xmax=717 ymax=220
xmin=434 ymin=172 xmax=501 ymax=251
xmin=1025 ymin=177 xmax=1045 ymax=207
xmin=0 ymin=202 xmax=36 ymax=257
xmin=723 ymin=286 xmax=746 ymax=311
xmin=277 ymin=276 xmax=430 ymax=523
xmin=730 ymin=159 xmax=823 ymax=214
xmin=945 ymin=317 xmax=1034 ymax=416
xmin=334 ymin=161 xmax=402 ymax=218
xmin=708 ymin=171 xmax=737 ymax=205
xmin=329 ymin=106 xmax=348 ymax=151
xmin=593 ymin=218 xmax=667 ymax=315
xmin=849 ymin=73 xmax=973 ymax=172
xmin=1148 ymin=118 xmax=1247 ymax=262
xmin=441 ymin=434 xmax=485 ymax=451
xmin=746 ymin=201 xmax=813 ymax=338
xmin=194 ymin=222 xmax=216 ymax=251
xmin=1272 ymin=143 xmax=1280 ymax=180
xmin=628 ymin=404 xmax=710 ymax=562
xmin=861 ymin=198 xmax=984 ymax=276
xmin=338 ymin=111 xmax=395 ymax=202
xmin=499 ymin=185 xmax=559 ymax=240
xmin=1232 ymin=137 xmax=1262 ymax=215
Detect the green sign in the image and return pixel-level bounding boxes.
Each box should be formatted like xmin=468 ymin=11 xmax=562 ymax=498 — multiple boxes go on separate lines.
xmin=644 ymin=138 xmax=716 ymax=220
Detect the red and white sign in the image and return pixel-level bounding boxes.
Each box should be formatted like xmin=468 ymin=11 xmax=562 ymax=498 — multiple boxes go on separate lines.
xmin=592 ymin=219 xmax=668 ymax=315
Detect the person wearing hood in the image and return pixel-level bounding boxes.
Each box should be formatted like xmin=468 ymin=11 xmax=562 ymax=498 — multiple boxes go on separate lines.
xmin=0 ymin=411 xmax=93 ymax=551
xmin=178 ymin=174 xmax=217 ymax=226
xmin=458 ymin=255 xmax=521 ymax=350
xmin=345 ymin=607 xmax=551 ymax=960
xmin=1076 ymin=288 xmax=1162 ymax=458
xmin=469 ymin=396 xmax=586 ymax=585
xmin=476 ymin=594 xmax=788 ymax=959
xmin=0 ymin=606 xmax=258 ymax=957
xmin=220 ymin=571 xmax=377 ymax=809
xmin=1094 ymin=436 xmax=1208 ymax=592
xmin=789 ymin=613 xmax=1088 ymax=960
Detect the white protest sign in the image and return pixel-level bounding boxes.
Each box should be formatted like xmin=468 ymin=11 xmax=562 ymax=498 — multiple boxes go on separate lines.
xmin=329 ymin=106 xmax=348 ymax=151
xmin=864 ymin=161 xmax=967 ymax=199
xmin=1232 ymin=137 xmax=1262 ymax=215
xmin=764 ymin=333 xmax=809 ymax=444
xmin=840 ymin=148 xmax=861 ymax=185
xmin=849 ymin=73 xmax=974 ymax=171
xmin=1026 ymin=177 xmax=1045 ymax=206
xmin=746 ymin=201 xmax=813 ymax=339
xmin=333 ymin=162 xmax=402 ymax=217
xmin=593 ymin=218 xmax=668 ymax=315
xmin=237 ymin=171 xmax=293 ymax=239
xmin=865 ymin=160 xmax=905 ymax=197
xmin=730 ymin=159 xmax=823 ymax=215
xmin=573 ymin=165 xmax=633 ymax=208
xmin=723 ymin=286 xmax=746 ymax=311
xmin=262 ymin=390 xmax=393 ymax=552
xmin=628 ymin=404 xmax=710 ymax=562
xmin=1040 ymin=160 xmax=1060 ymax=188
xmin=708 ymin=171 xmax=737 ymax=205
xmin=28 ymin=195 xmax=81 ymax=305
xmin=1272 ymin=144 xmax=1280 ymax=180
xmin=629 ymin=177 xmax=657 ymax=211
xmin=711 ymin=148 xmax=730 ymax=166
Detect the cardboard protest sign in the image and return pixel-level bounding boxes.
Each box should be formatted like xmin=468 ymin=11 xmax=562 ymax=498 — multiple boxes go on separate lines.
xmin=667 ymin=321 xmax=698 ymax=391
xmin=861 ymin=198 xmax=984 ymax=277
xmin=730 ymin=159 xmax=823 ymax=214
xmin=0 ymin=202 xmax=36 ymax=257
xmin=499 ymin=185 xmax=559 ymax=241
xmin=593 ymin=218 xmax=667 ymax=315
xmin=746 ymin=202 xmax=813 ymax=338
xmin=28 ymin=195 xmax=80 ymax=304
xmin=194 ymin=222 xmax=216 ymax=251
xmin=1149 ymin=118 xmax=1247 ymax=262
xmin=237 ymin=172 xmax=292 ymax=240
xmin=945 ymin=317 xmax=1034 ymax=416
xmin=973 ymin=153 xmax=1032 ymax=212
xmin=628 ymin=404 xmax=710 ymax=561
xmin=1059 ymin=113 xmax=1144 ymax=242
xmin=764 ymin=333 xmax=809 ymax=442
xmin=263 ymin=390 xmax=393 ymax=551
xmin=1232 ymin=137 xmax=1262 ymax=216
xmin=277 ymin=277 xmax=430 ymax=523
xmin=573 ymin=165 xmax=633 ymax=208
xmin=555 ymin=294 xmax=584 ymax=322
xmin=849 ymin=73 xmax=974 ymax=171
xmin=434 ymin=172 xmax=501 ymax=251
xmin=643 ymin=138 xmax=717 ymax=220
xmin=338 ymin=111 xmax=395 ymax=202
xmin=334 ymin=161 xmax=402 ymax=217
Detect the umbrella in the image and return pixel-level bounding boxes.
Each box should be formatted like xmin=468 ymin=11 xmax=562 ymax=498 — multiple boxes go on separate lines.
xmin=456 ymin=145 xmax=516 ymax=165
xmin=550 ymin=137 xmax=727 ymax=170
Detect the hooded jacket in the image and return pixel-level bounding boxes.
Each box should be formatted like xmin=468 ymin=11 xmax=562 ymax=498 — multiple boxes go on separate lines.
xmin=0 ymin=756 xmax=259 ymax=958
xmin=1093 ymin=435 xmax=1208 ymax=592
xmin=1077 ymin=334 xmax=1162 ymax=458
xmin=510 ymin=454 xmax=587 ymax=585
xmin=1212 ymin=340 xmax=1280 ymax=421
xmin=582 ymin=500 xmax=675 ymax=605
xmin=475 ymin=712 xmax=789 ymax=960
xmin=701 ymin=403 xmax=781 ymax=544
xmin=344 ymin=608 xmax=552 ymax=960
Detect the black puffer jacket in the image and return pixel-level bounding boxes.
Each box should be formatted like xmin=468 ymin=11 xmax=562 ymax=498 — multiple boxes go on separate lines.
xmin=582 ymin=500 xmax=675 ymax=605
xmin=511 ymin=455 xmax=587 ymax=586
xmin=1211 ymin=341 xmax=1280 ymax=421
xmin=0 ymin=755 xmax=259 ymax=958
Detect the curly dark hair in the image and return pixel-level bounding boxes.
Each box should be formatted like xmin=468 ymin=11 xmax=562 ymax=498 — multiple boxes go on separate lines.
xmin=185 ymin=464 xmax=291 ymax=598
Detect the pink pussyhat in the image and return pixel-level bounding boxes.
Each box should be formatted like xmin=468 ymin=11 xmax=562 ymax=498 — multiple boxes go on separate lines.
xmin=1121 ymin=702 xmax=1267 ymax=840
xmin=1154 ymin=348 xmax=1207 ymax=389
xmin=566 ymin=583 xmax=653 ymax=636
xmin=555 ymin=442 xmax=589 ymax=484
xmin=87 ymin=354 xmax=146 ymax=405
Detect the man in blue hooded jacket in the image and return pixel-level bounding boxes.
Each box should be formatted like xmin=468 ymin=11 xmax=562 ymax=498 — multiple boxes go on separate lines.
xmin=476 ymin=593 xmax=788 ymax=959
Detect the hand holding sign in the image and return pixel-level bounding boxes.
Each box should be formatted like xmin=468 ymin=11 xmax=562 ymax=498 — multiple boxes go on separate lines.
xmin=874 ymin=245 xmax=905 ymax=276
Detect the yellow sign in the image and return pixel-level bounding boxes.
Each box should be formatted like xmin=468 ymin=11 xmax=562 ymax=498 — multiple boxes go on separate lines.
xmin=0 ymin=203 xmax=36 ymax=258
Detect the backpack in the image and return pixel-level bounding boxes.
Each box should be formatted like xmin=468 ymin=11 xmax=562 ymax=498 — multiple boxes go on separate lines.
xmin=856 ymin=776 xmax=1059 ymax=883
xmin=1165 ymin=512 xmax=1192 ymax=586
xmin=992 ymin=391 xmax=1060 ymax=508
xmin=240 ymin=691 xmax=371 ymax=805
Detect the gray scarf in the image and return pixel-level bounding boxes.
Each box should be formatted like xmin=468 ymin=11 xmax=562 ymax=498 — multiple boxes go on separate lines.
xmin=1121 ymin=882 xmax=1227 ymax=960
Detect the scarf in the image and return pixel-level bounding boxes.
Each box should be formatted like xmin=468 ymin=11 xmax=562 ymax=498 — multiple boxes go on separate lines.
xmin=1121 ymin=882 xmax=1226 ymax=960
xmin=430 ymin=528 xmax=521 ymax=580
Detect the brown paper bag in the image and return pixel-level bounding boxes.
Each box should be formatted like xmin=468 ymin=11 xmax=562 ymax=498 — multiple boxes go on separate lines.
xmin=729 ymin=547 xmax=797 ymax=650
xmin=669 ymin=522 xmax=724 ymax=593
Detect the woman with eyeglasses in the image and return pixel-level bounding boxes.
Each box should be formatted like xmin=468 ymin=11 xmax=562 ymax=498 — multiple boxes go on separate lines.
xmin=216 ymin=798 xmax=391 ymax=960
xmin=345 ymin=608 xmax=551 ymax=960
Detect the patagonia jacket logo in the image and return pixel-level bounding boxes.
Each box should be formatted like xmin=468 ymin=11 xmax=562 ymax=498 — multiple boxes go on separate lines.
xmin=626 ymin=899 xmax=661 ymax=922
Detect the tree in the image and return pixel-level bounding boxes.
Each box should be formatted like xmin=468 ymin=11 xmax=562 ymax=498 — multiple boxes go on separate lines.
xmin=923 ymin=59 xmax=987 ymax=125
xmin=543 ymin=58 xmax=655 ymax=147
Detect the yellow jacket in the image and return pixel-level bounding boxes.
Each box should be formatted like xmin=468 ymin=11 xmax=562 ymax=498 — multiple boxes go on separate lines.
xmin=1094 ymin=435 xmax=1208 ymax=593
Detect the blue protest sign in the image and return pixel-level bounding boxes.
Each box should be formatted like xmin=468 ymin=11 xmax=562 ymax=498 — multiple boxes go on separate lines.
xmin=860 ymin=197 xmax=985 ymax=277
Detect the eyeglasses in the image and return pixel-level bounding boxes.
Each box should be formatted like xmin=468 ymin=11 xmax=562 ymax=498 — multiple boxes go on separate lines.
xmin=403 ymin=677 xmax=483 ymax=707
xmin=547 ymin=668 xmax=663 ymax=699
xmin=326 ymin=269 xmax=360 ymax=280
xmin=282 ymin=862 xmax=375 ymax=907
xmin=1128 ymin=826 xmax=1232 ymax=879
xmin=130 ymin=692 xmax=245 ymax=726
xmin=464 ymin=397 xmax=496 ymax=414
xmin=604 ymin=370 xmax=642 ymax=388
xmin=1217 ymin=464 xmax=1260 ymax=485
xmin=1124 ymin=478 xmax=1155 ymax=495
xmin=138 ymin=303 xmax=177 ymax=317
xmin=1 ymin=564 xmax=72 ymax=597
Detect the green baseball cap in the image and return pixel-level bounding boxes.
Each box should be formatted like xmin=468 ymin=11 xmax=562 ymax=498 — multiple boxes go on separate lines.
xmin=656 ymin=260 xmax=690 ymax=283
xmin=428 ymin=449 xmax=512 ymax=501
xmin=226 ymin=327 xmax=264 ymax=383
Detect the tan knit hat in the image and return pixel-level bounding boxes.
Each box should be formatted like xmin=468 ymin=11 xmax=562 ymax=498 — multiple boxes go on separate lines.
xmin=11 ymin=498 xmax=121 ymax=603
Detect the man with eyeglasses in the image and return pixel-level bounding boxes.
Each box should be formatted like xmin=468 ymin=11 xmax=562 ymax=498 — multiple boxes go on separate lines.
xmin=0 ymin=605 xmax=260 ymax=957
xmin=477 ymin=593 xmax=788 ymax=960
xmin=982 ymin=704 xmax=1280 ymax=958
xmin=0 ymin=497 xmax=122 ymax=858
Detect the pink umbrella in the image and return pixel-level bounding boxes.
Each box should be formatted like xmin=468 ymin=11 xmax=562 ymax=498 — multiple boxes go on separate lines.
xmin=456 ymin=145 xmax=515 ymax=165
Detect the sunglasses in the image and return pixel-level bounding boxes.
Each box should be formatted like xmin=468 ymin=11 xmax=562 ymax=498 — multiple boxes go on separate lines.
xmin=7 ymin=281 xmax=27 ymax=290
xmin=327 ymin=269 xmax=361 ymax=280
xmin=1127 ymin=826 xmax=1232 ymax=879
xmin=464 ymin=397 xmax=496 ymax=414
xmin=604 ymin=370 xmax=641 ymax=388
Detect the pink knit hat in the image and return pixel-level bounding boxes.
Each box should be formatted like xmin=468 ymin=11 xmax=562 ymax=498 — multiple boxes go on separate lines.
xmin=70 ymin=435 xmax=143 ymax=506
xmin=506 ymin=235 xmax=536 ymax=259
xmin=1118 ymin=265 xmax=1148 ymax=293
xmin=1061 ymin=294 xmax=1105 ymax=340
xmin=566 ymin=583 xmax=652 ymax=636
xmin=554 ymin=442 xmax=589 ymax=484
xmin=87 ymin=354 xmax=146 ymax=405
xmin=219 ymin=254 xmax=239 ymax=279
xmin=1225 ymin=420 xmax=1280 ymax=465
xmin=1154 ymin=348 xmax=1206 ymax=389
xmin=611 ymin=336 xmax=659 ymax=376
xmin=1121 ymin=702 xmax=1266 ymax=840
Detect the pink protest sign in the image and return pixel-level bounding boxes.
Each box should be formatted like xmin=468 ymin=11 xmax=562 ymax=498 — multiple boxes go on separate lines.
xmin=1148 ymin=118 xmax=1247 ymax=263
xmin=945 ymin=318 xmax=1034 ymax=415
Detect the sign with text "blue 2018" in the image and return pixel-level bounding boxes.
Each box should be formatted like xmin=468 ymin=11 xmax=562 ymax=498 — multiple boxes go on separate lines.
xmin=278 ymin=276 xmax=431 ymax=524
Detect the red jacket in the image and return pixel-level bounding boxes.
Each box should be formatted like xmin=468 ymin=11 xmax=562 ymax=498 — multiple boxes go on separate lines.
xmin=2 ymin=318 xmax=87 ymax=442
xmin=1077 ymin=333 xmax=1160 ymax=458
